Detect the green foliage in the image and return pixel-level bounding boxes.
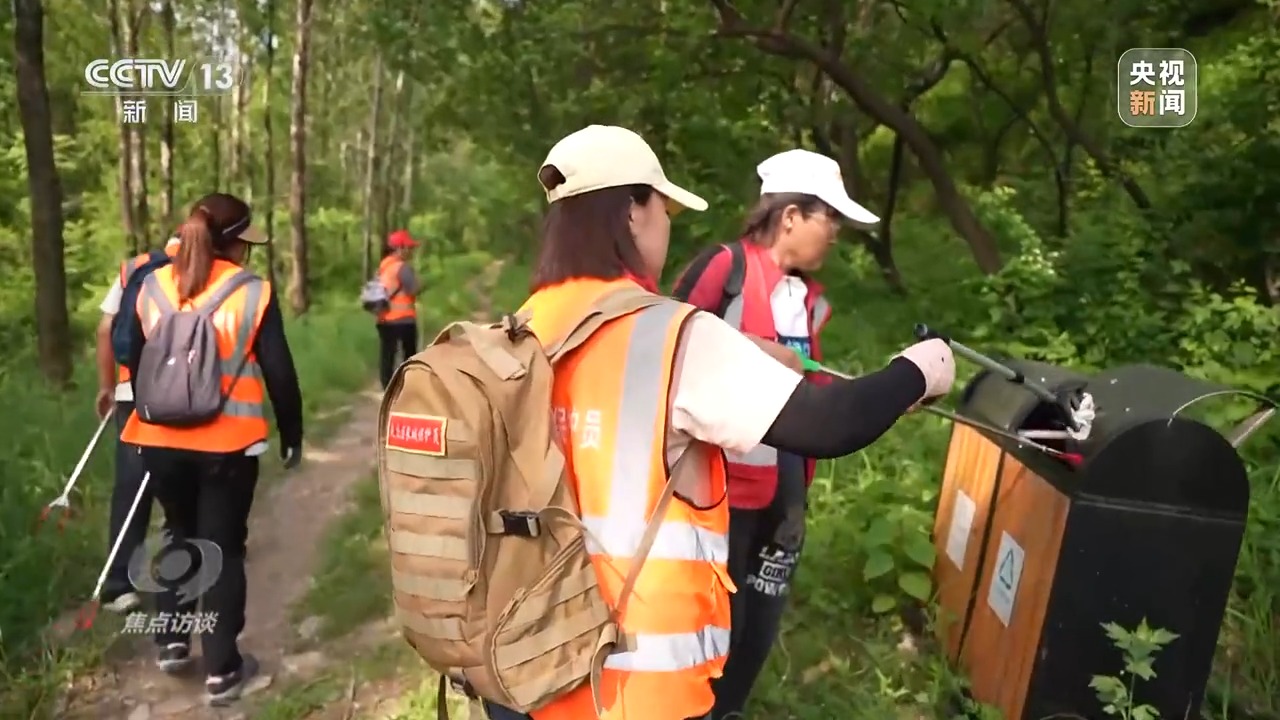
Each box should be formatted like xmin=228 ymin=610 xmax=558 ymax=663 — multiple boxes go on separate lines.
xmin=1091 ymin=619 xmax=1181 ymax=720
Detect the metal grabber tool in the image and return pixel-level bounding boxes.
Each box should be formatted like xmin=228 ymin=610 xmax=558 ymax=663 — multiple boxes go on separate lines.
xmin=36 ymin=409 xmax=115 ymax=533
xmin=794 ymin=352 xmax=1084 ymax=468
xmin=77 ymin=469 xmax=153 ymax=631
xmin=914 ymin=323 xmax=1096 ymax=441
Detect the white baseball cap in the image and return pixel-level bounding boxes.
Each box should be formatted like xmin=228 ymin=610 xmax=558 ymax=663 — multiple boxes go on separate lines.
xmin=539 ymin=125 xmax=708 ymax=212
xmin=756 ymin=149 xmax=880 ymax=226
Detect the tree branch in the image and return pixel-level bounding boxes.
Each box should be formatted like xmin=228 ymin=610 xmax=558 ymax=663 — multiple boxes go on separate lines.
xmin=776 ymin=0 xmax=801 ymax=31
xmin=709 ymin=0 xmax=1004 ymax=273
xmin=1004 ymin=0 xmax=1153 ymax=210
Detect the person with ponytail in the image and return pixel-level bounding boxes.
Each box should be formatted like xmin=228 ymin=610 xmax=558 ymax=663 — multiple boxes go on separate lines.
xmin=118 ymin=193 xmax=304 ymax=706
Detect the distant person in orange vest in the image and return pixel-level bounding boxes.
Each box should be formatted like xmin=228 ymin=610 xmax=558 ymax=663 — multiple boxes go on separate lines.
xmin=481 ymin=125 xmax=955 ymax=720
xmin=94 ymin=235 xmax=181 ymax=615
xmin=118 ymin=193 xmax=304 ymax=706
xmin=375 ymin=230 xmax=421 ymax=388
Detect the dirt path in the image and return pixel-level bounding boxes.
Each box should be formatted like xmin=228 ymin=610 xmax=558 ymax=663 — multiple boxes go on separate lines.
xmin=63 ymin=388 xmax=384 ymax=720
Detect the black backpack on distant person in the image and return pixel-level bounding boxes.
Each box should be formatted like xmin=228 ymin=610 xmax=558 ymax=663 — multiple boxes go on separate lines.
xmin=670 ymin=242 xmax=746 ymax=319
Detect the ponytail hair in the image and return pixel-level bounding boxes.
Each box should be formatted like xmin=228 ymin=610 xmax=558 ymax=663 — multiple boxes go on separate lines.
xmin=176 ymin=206 xmax=217 ymax=303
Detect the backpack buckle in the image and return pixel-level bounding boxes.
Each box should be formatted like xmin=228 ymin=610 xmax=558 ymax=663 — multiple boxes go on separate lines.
xmin=502 ymin=312 xmax=530 ymax=342
xmin=447 ymin=673 xmax=478 ymax=699
xmin=498 ymin=510 xmax=541 ymax=538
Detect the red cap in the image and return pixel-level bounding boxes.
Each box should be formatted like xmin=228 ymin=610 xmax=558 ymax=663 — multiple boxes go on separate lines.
xmin=388 ymin=230 xmax=418 ymax=249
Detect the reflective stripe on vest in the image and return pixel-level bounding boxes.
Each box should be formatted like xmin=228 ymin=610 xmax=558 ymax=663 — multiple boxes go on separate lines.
xmin=120 ymin=261 xmax=272 ymax=452
xmin=523 ymin=279 xmax=731 ymax=720
xmin=377 ymin=256 xmax=415 ymax=322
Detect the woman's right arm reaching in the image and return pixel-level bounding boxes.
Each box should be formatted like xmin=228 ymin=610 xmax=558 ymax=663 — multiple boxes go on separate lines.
xmin=670 ymin=312 xmax=954 ymax=460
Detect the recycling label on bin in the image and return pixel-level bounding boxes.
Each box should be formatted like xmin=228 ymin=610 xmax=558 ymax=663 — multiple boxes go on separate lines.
xmin=987 ymin=531 xmax=1025 ymax=627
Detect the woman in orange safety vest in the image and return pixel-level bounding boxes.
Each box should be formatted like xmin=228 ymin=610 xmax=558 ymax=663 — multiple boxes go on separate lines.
xmin=118 ymin=193 xmax=304 ymax=708
xmin=375 ymin=230 xmax=422 ymax=388
xmin=482 ymin=126 xmax=957 ymax=720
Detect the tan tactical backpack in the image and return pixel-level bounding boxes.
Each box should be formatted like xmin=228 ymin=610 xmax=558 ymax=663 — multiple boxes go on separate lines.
xmin=377 ymin=288 xmax=693 ymax=717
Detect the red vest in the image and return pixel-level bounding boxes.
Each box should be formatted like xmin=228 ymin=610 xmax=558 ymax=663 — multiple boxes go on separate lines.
xmin=721 ymin=240 xmax=832 ymax=509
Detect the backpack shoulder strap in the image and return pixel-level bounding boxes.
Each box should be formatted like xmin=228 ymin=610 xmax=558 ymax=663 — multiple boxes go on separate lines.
xmin=541 ymin=287 xmax=668 ymax=362
xmin=719 ymin=241 xmax=747 ymax=318
xmin=195 ymin=269 xmax=258 ymax=316
xmin=587 ymin=445 xmax=709 ymax=714
xmin=139 ymin=270 xmax=177 ymax=318
xmin=613 ymin=444 xmax=703 ymax=616
xmin=670 ymin=245 xmax=726 ymax=303
xmin=669 ymin=244 xmax=745 ymax=320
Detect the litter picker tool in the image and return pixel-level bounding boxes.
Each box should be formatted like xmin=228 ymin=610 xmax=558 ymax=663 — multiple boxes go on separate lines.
xmin=913 ymin=323 xmax=1095 ymax=439
xmin=796 ymin=354 xmax=1083 ymax=468
xmin=36 ymin=410 xmax=114 ymax=533
xmin=76 ymin=470 xmax=152 ymax=631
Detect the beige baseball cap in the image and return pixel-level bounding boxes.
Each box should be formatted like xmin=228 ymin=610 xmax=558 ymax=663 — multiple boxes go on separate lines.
xmin=539 ymin=125 xmax=708 ymax=212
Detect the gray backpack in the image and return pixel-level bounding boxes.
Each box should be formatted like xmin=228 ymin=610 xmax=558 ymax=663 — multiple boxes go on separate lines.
xmin=134 ymin=269 xmax=260 ymax=427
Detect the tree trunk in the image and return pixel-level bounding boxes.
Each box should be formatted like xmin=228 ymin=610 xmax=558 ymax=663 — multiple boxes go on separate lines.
xmin=400 ymin=127 xmax=416 ymax=226
xmin=124 ymin=3 xmax=149 ymax=244
xmin=287 ymin=0 xmax=314 ymax=313
xmin=13 ymin=0 xmax=73 ymax=387
xmin=159 ymin=0 xmax=176 ymax=227
xmin=870 ymin=131 xmax=908 ymax=295
xmin=381 ymin=70 xmax=404 ymax=236
xmin=360 ymin=54 xmax=384 ymax=280
xmin=108 ymin=0 xmax=137 ymax=251
xmin=230 ymin=21 xmax=251 ymax=191
xmin=210 ymin=0 xmax=225 ymax=188
xmin=262 ymin=0 xmax=277 ymax=285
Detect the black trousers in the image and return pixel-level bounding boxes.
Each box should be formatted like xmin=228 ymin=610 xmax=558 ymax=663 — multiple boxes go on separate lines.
xmin=144 ymin=449 xmax=259 ymax=677
xmin=105 ymin=400 xmax=154 ymax=599
xmin=377 ymin=321 xmax=419 ymax=389
xmin=711 ymin=453 xmax=809 ymax=719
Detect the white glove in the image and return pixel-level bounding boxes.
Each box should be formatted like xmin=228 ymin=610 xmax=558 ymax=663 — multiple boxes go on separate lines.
xmin=894 ymin=338 xmax=955 ymax=401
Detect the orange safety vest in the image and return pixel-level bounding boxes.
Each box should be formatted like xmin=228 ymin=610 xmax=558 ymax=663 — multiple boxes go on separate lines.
xmin=376 ymin=255 xmax=416 ymax=323
xmin=720 ymin=240 xmax=832 ymax=509
xmin=521 ymin=277 xmax=733 ymax=720
xmin=115 ymin=243 xmax=182 ymax=385
xmin=120 ymin=259 xmax=272 ymax=453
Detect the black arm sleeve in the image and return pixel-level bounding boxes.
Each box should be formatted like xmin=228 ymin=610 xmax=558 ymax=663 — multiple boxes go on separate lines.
xmin=253 ymin=290 xmax=304 ymax=449
xmin=760 ymin=357 xmax=926 ymax=459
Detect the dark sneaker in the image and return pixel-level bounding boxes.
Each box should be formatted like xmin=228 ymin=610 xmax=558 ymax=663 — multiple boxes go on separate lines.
xmin=205 ymin=654 xmax=259 ymax=706
xmin=102 ymin=591 xmax=142 ymax=614
xmin=156 ymin=643 xmax=193 ymax=674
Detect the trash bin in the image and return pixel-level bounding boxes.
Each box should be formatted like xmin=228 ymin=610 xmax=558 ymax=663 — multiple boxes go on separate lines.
xmin=932 ymin=360 xmax=1265 ymax=720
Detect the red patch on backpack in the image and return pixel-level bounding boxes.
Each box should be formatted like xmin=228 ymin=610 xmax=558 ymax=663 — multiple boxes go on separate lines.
xmin=385 ymin=413 xmax=447 ymax=456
